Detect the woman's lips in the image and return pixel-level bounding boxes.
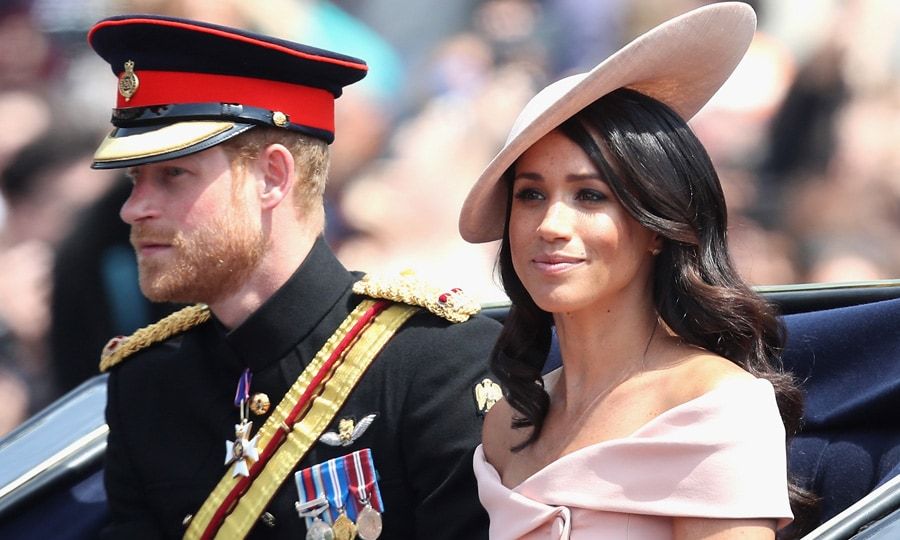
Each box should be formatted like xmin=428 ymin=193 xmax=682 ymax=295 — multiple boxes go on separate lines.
xmin=532 ymin=254 xmax=584 ymax=273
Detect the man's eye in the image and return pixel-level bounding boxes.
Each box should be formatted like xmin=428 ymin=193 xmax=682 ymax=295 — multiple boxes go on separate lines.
xmin=164 ymin=167 xmax=186 ymax=177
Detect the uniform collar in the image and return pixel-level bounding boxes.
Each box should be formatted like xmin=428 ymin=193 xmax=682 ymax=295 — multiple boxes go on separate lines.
xmin=223 ymin=236 xmax=354 ymax=371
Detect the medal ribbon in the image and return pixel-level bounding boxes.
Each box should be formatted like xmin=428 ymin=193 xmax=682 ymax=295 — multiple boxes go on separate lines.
xmin=347 ymin=448 xmax=384 ymax=513
xmin=234 ymin=369 xmax=252 ymax=422
xmin=234 ymin=369 xmax=251 ymax=407
xmin=325 ymin=456 xmax=347 ymax=521
xmin=185 ymin=300 xmax=418 ymax=540
xmin=296 ymin=467 xmax=329 ymax=526
xmin=312 ymin=465 xmax=330 ymax=522
xmin=295 ymin=451 xmax=357 ymax=528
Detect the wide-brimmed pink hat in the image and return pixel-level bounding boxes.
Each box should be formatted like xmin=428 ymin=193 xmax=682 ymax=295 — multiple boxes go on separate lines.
xmin=459 ymin=2 xmax=756 ymax=243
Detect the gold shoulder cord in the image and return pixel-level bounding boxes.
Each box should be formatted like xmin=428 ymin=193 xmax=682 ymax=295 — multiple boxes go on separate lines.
xmin=352 ymin=271 xmax=480 ymax=323
xmin=99 ymin=304 xmax=211 ymax=372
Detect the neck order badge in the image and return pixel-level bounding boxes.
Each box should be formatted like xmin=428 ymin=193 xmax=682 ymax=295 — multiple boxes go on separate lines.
xmin=225 ymin=369 xmax=259 ymax=478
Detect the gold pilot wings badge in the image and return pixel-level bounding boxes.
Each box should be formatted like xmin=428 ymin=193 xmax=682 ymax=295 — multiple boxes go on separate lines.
xmin=319 ymin=414 xmax=378 ymax=447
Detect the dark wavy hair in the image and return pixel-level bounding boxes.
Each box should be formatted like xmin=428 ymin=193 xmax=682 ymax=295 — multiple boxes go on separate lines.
xmin=492 ymin=87 xmax=816 ymax=533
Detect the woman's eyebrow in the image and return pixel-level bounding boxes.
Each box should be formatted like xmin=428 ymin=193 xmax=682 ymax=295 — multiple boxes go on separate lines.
xmin=565 ymin=172 xmax=604 ymax=182
xmin=513 ymin=172 xmax=604 ymax=182
xmin=513 ymin=171 xmax=543 ymax=182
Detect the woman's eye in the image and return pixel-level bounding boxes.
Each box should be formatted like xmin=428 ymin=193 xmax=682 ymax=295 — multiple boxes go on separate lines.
xmin=576 ymin=189 xmax=606 ymax=202
xmin=514 ymin=188 xmax=544 ymax=201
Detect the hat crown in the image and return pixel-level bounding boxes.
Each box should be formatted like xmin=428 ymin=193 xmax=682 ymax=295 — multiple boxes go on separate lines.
xmin=505 ymin=74 xmax=585 ymax=146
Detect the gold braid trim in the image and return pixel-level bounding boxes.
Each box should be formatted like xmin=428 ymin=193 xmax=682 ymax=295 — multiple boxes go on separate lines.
xmin=352 ymin=271 xmax=481 ymax=323
xmin=98 ymin=304 xmax=211 ymax=373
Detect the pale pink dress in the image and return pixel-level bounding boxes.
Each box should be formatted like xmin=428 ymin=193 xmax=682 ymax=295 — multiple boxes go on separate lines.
xmin=474 ymin=378 xmax=793 ymax=539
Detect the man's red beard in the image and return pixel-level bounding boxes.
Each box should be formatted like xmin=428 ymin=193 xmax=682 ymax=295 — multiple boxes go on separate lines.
xmin=130 ymin=210 xmax=267 ymax=305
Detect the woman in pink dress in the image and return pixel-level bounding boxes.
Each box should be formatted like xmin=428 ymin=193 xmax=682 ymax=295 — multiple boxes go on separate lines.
xmin=459 ymin=3 xmax=814 ymax=539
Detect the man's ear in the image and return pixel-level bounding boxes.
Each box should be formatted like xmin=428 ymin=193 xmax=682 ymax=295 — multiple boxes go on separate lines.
xmin=258 ymin=144 xmax=294 ymax=210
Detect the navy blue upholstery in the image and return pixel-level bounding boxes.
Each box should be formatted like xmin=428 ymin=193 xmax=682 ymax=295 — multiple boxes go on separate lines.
xmin=784 ymin=297 xmax=900 ymax=523
xmin=0 ymin=468 xmax=108 ymax=539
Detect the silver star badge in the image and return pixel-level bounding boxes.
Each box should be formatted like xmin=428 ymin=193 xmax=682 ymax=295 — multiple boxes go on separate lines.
xmin=225 ymin=422 xmax=260 ymax=477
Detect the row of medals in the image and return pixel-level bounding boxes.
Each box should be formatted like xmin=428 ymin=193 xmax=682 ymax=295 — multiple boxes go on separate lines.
xmin=303 ymin=501 xmax=382 ymax=540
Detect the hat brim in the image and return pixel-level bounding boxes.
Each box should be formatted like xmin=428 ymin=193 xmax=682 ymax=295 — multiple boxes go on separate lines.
xmin=91 ymin=120 xmax=255 ymax=169
xmin=458 ymin=2 xmax=757 ymax=243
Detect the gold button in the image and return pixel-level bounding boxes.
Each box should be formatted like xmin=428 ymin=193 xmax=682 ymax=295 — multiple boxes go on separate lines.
xmin=250 ymin=392 xmax=270 ymax=415
xmin=272 ymin=111 xmax=289 ymax=127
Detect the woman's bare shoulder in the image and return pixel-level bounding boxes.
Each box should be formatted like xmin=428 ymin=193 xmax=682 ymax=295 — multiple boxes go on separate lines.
xmin=680 ymin=350 xmax=755 ymax=396
xmin=658 ymin=342 xmax=756 ymax=404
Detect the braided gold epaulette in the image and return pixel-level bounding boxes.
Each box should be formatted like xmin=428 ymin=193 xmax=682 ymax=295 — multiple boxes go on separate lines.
xmin=99 ymin=304 xmax=211 ymax=373
xmin=352 ymin=271 xmax=481 ymax=323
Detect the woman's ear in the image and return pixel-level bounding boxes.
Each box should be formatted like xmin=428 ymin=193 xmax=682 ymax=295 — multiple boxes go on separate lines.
xmin=258 ymin=143 xmax=294 ymax=210
xmin=650 ymin=234 xmax=664 ymax=256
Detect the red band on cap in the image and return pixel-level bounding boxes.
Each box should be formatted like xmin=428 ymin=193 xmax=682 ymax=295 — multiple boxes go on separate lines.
xmin=117 ymin=70 xmax=334 ymax=133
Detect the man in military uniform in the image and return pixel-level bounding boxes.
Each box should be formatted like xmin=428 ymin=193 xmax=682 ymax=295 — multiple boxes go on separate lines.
xmin=88 ymin=15 xmax=502 ymax=539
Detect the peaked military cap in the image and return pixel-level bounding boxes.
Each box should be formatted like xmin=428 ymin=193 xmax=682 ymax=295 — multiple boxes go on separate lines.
xmin=88 ymin=15 xmax=368 ymax=169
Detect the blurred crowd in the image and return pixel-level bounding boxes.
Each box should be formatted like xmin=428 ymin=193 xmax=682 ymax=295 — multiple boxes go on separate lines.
xmin=0 ymin=0 xmax=898 ymax=435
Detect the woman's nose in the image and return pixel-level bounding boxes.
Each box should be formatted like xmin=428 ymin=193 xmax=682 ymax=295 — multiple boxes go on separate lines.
xmin=537 ymin=201 xmax=573 ymax=241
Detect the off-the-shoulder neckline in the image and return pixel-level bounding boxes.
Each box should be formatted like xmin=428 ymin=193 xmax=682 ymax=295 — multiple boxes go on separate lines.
xmin=485 ymin=376 xmax=772 ymax=492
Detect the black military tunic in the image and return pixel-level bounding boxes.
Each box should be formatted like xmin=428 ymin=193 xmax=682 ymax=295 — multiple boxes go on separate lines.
xmin=101 ymin=238 xmax=502 ymax=539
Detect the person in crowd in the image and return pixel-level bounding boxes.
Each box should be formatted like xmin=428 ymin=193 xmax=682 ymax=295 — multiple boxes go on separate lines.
xmin=0 ymin=129 xmax=116 ymax=411
xmin=458 ymin=3 xmax=814 ymax=538
xmin=87 ymin=14 xmax=500 ymax=538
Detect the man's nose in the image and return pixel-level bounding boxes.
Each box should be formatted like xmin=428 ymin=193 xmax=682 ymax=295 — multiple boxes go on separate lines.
xmin=119 ymin=179 xmax=157 ymax=224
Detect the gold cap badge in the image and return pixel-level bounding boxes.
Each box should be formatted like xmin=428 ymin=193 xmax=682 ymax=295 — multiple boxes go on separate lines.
xmin=118 ymin=60 xmax=139 ymax=102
